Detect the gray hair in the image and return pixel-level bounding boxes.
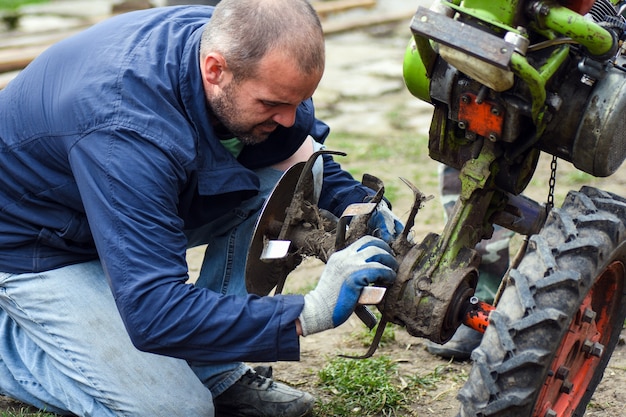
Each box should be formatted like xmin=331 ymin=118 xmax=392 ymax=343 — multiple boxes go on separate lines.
xmin=200 ymin=0 xmax=325 ymax=80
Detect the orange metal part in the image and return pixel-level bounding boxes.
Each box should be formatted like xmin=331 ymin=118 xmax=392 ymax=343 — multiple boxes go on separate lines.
xmin=463 ymin=298 xmax=495 ymax=334
xmin=457 ymin=93 xmax=505 ymax=140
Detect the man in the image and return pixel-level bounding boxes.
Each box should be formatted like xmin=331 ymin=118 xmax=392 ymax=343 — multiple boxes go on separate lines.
xmin=0 ymin=1 xmax=403 ymax=416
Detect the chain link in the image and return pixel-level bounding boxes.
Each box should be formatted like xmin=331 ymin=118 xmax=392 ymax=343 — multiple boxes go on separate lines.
xmin=547 ymin=155 xmax=558 ymax=213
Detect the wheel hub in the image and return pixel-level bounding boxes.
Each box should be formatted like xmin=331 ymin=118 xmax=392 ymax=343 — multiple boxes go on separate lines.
xmin=535 ymin=261 xmax=625 ymax=417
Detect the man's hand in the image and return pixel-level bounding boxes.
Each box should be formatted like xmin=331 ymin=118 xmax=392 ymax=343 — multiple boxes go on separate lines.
xmin=368 ymin=200 xmax=405 ymax=244
xmin=298 ymin=236 xmax=398 ymax=336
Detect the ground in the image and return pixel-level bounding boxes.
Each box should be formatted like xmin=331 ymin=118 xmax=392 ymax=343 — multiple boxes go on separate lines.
xmin=2 ymin=2 xmax=626 ymax=416
xmin=240 ymin=154 xmax=626 ymax=416
xmin=262 ymin=316 xmax=626 ymax=417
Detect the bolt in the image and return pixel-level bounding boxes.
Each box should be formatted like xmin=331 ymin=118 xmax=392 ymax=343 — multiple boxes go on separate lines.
xmin=556 ymin=366 xmax=570 ymax=380
xmin=461 ymin=95 xmax=471 ymax=104
xmin=582 ymin=308 xmax=596 ymax=323
xmin=491 ymin=107 xmax=500 ymax=116
xmin=591 ymin=342 xmax=604 ymax=358
xmin=416 ymin=278 xmax=430 ymax=291
xmin=580 ymin=74 xmax=596 ymax=86
xmin=458 ymin=121 xmax=467 ymax=129
xmin=546 ymin=93 xmax=563 ymax=111
xmin=488 ymin=133 xmax=498 ymax=142
xmin=560 ymin=380 xmax=574 ymax=394
xmin=582 ymin=340 xmax=604 ymax=357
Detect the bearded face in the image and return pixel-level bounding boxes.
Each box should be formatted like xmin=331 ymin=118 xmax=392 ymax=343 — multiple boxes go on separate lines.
xmin=208 ymin=80 xmax=280 ymax=146
xmin=205 ymin=49 xmax=322 ymax=146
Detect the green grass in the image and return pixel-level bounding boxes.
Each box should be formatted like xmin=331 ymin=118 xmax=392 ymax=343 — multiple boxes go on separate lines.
xmin=0 ymin=409 xmax=55 ymax=417
xmin=314 ymin=354 xmax=466 ymax=417
xmin=0 ymin=0 xmax=48 ymax=11
xmin=351 ymin=309 xmax=397 ymax=349
xmin=315 ymin=355 xmax=409 ymax=416
xmin=324 ymin=127 xmax=442 ymax=238
xmin=0 ymin=0 xmax=49 ymax=30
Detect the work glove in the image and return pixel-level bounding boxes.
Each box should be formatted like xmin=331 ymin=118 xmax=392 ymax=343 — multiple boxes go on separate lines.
xmin=299 ymin=235 xmax=398 ymax=336
xmin=368 ymin=200 xmax=405 ymax=244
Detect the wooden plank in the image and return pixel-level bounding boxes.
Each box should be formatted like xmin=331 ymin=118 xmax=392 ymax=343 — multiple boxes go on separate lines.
xmin=0 ymin=27 xmax=85 ymax=49
xmin=0 ymin=70 xmax=20 ymax=90
xmin=0 ymin=17 xmax=105 ymax=77
xmin=0 ymin=43 xmax=51 ymax=73
xmin=312 ymin=0 xmax=376 ymax=18
xmin=322 ymin=10 xmax=415 ymax=34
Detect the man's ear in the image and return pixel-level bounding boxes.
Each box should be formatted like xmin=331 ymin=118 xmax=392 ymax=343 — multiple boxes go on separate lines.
xmin=202 ymin=52 xmax=229 ymax=86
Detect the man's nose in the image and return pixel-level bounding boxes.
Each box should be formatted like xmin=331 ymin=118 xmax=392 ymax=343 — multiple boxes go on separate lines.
xmin=272 ymin=107 xmax=297 ymax=128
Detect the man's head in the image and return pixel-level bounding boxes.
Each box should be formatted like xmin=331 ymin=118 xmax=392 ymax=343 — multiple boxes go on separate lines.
xmin=199 ymin=0 xmax=325 ymax=145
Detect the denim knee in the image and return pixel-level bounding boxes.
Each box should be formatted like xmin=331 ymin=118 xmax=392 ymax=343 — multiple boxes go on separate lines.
xmin=126 ymin=388 xmax=214 ymax=417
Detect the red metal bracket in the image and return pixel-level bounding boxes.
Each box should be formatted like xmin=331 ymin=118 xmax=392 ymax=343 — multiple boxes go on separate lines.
xmin=458 ymin=93 xmax=505 ymax=140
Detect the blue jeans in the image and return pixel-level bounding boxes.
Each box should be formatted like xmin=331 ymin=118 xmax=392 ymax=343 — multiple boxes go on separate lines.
xmin=0 ymin=167 xmax=284 ymax=417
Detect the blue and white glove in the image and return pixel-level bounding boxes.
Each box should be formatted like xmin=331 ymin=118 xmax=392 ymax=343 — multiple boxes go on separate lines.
xmin=368 ymin=200 xmax=405 ymax=244
xmin=298 ymin=235 xmax=398 ymax=336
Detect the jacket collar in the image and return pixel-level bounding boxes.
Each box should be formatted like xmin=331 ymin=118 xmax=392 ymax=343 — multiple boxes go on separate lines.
xmin=178 ymin=24 xmax=260 ymax=197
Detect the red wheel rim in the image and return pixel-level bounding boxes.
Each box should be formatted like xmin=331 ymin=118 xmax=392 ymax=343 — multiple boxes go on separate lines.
xmin=534 ymin=261 xmax=625 ymax=417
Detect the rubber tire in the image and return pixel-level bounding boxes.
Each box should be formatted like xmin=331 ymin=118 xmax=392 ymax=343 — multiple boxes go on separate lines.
xmin=458 ymin=186 xmax=626 ymax=417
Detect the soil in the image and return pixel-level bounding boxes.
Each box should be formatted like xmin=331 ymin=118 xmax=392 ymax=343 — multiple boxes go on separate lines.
xmin=3 ymin=2 xmax=626 ymax=416
xmin=248 ymin=157 xmax=626 ymax=415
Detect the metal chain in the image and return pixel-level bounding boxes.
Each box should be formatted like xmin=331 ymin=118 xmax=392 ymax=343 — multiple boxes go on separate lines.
xmin=547 ymin=155 xmax=558 ymax=213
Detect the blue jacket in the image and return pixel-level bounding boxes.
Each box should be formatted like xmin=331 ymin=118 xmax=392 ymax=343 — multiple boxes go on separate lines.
xmin=0 ymin=7 xmax=374 ymax=362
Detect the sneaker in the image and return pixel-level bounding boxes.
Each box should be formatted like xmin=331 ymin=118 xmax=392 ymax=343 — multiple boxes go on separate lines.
xmin=213 ymin=368 xmax=314 ymax=417
xmin=252 ymin=365 xmax=273 ymax=379
xmin=426 ymin=325 xmax=483 ymax=361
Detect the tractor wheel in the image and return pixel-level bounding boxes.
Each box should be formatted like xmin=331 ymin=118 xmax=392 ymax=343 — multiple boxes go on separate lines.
xmin=458 ymin=186 xmax=626 ymax=417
